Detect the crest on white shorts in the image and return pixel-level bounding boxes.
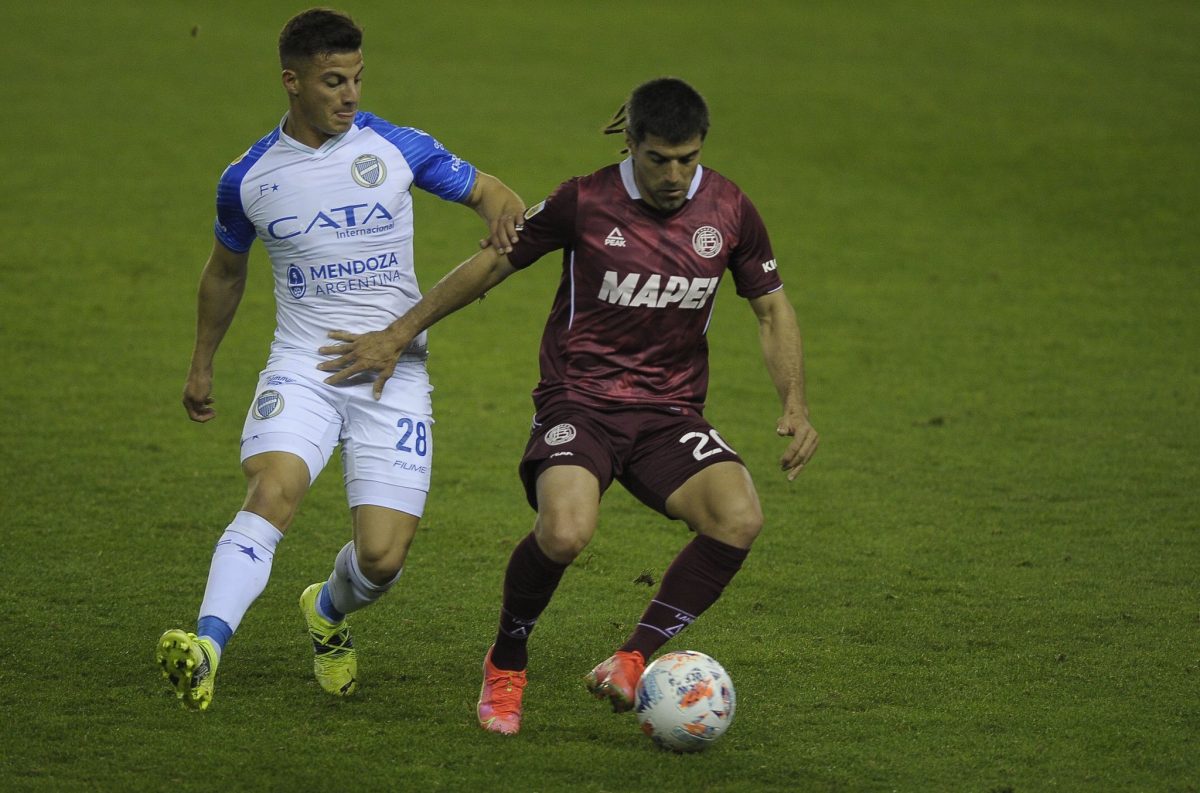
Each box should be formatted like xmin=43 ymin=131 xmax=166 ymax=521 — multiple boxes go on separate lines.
xmin=544 ymin=423 xmax=576 ymax=446
xmin=252 ymin=390 xmax=284 ymax=419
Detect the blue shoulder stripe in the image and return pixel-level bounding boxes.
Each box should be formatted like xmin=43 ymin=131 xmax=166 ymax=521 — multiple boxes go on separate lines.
xmin=213 ymin=127 xmax=280 ymax=252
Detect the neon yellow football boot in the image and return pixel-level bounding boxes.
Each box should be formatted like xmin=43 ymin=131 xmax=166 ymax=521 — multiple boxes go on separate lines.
xmin=156 ymin=629 xmax=219 ymax=711
xmin=299 ymin=583 xmax=358 ymax=696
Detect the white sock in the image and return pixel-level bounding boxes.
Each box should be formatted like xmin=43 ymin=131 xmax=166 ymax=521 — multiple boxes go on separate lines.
xmin=323 ymin=541 xmax=401 ymax=618
xmin=197 ymin=511 xmax=283 ymax=637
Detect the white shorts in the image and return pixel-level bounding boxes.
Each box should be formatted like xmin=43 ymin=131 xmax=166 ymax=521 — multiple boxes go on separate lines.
xmin=239 ymin=363 xmax=433 ymax=515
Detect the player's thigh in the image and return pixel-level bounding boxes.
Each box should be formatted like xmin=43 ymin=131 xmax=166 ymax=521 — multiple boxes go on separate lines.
xmin=239 ymin=451 xmax=313 ymax=530
xmin=518 ymin=407 xmax=621 ymax=511
xmin=340 ymin=362 xmax=434 ymax=500
xmin=664 ymin=461 xmax=763 ymax=549
xmin=622 ymin=415 xmax=743 ymax=516
xmin=623 ymin=415 xmax=762 ymax=547
xmin=533 ymin=465 xmax=602 ymax=563
xmin=240 ymin=370 xmax=342 ymax=478
xmin=239 ymin=371 xmax=343 ymax=529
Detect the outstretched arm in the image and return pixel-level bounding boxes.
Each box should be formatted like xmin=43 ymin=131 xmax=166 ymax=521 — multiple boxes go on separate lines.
xmin=318 ymin=245 xmax=518 ymax=398
xmin=463 ymin=171 xmax=525 ymax=254
xmin=749 ymin=289 xmax=819 ymax=479
xmin=183 ymin=239 xmax=250 ymax=422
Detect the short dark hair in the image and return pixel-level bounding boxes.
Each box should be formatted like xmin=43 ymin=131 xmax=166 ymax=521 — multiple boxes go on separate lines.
xmin=625 ymin=78 xmax=710 ymax=144
xmin=278 ymin=8 xmax=363 ymax=70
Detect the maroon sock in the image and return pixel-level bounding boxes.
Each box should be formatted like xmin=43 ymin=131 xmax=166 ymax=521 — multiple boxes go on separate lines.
xmin=491 ymin=532 xmax=568 ymax=670
xmin=619 ymin=534 xmax=749 ymax=660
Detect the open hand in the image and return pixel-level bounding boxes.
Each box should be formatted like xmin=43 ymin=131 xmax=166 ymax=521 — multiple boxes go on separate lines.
xmin=317 ymin=329 xmax=404 ymax=399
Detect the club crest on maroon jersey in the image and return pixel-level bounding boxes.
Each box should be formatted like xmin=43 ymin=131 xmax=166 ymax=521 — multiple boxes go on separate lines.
xmin=692 ymin=226 xmax=723 ymax=258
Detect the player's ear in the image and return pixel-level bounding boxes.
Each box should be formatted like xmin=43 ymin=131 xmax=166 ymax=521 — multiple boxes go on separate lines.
xmin=282 ymin=68 xmax=300 ymax=97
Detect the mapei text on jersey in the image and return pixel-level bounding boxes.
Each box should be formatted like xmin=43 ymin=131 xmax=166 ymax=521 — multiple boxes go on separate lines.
xmin=597 ymin=271 xmax=721 ymax=310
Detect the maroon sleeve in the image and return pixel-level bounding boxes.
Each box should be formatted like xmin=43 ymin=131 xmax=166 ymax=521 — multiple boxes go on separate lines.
xmin=728 ymin=192 xmax=783 ymax=298
xmin=506 ymin=178 xmax=580 ymax=270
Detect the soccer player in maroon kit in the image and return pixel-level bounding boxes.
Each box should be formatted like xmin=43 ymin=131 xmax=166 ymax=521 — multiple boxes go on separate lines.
xmin=318 ymin=77 xmax=819 ymax=734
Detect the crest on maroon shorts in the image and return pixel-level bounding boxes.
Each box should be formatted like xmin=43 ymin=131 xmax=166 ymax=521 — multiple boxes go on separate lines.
xmin=544 ymin=423 xmax=576 ymax=446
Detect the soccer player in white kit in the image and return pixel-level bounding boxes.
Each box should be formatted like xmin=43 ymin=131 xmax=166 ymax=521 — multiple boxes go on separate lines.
xmin=155 ymin=8 xmax=524 ymax=710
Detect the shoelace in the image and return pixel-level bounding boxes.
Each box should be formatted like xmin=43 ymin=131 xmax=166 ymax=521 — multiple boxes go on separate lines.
xmin=310 ymin=623 xmax=353 ymax=657
xmin=486 ymin=671 xmax=525 ymax=713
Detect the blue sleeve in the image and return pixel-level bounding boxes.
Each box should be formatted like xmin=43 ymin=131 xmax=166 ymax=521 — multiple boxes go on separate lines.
xmin=213 ymin=166 xmax=255 ymax=253
xmin=212 ymin=129 xmax=278 ymax=252
xmin=362 ymin=114 xmax=477 ymax=202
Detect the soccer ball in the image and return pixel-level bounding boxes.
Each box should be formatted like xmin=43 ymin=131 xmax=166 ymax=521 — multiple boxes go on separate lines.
xmin=634 ymin=650 xmax=736 ymax=752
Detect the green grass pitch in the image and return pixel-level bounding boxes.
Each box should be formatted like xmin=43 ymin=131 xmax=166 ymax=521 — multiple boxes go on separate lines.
xmin=1 ymin=1 xmax=1197 ymax=790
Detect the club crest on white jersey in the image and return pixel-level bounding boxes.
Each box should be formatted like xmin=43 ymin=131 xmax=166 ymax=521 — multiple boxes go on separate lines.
xmin=351 ymin=153 xmax=387 ymax=187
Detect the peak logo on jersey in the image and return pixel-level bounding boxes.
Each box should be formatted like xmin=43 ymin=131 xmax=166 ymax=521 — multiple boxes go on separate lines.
xmin=692 ymin=226 xmax=723 ymax=258
xmin=598 ymin=271 xmax=720 ymax=310
xmin=252 ymin=390 xmax=284 ymax=420
xmin=544 ymin=423 xmax=577 ymax=446
xmin=266 ymin=203 xmax=395 ymax=240
xmin=351 ymin=154 xmax=387 ymax=188
xmin=287 ymin=265 xmax=306 ymax=299
xmin=605 ymin=227 xmax=627 ymax=247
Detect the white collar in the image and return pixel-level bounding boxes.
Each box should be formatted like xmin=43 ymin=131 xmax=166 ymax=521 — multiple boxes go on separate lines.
xmin=618 ymin=157 xmax=704 ymax=202
xmin=277 ymin=112 xmax=357 ymax=154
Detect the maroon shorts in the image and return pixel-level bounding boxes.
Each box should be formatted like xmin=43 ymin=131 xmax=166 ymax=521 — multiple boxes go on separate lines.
xmin=518 ymin=402 xmax=745 ymax=517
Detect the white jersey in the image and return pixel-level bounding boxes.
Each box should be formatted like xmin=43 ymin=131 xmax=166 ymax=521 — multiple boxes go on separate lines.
xmin=215 ymin=111 xmax=477 ymax=371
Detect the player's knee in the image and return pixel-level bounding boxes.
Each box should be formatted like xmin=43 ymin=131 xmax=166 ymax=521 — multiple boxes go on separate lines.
xmin=242 ymin=474 xmax=306 ymax=529
xmin=356 ymin=552 xmax=403 ymax=586
xmin=534 ymin=492 xmax=597 ymax=563
xmin=539 ymin=530 xmax=590 ymax=563
xmin=353 ymin=538 xmax=409 ymax=586
xmin=699 ymin=500 xmax=763 ymax=549
xmin=729 ymin=505 xmax=764 ymax=548
xmin=535 ymin=519 xmax=592 ymax=563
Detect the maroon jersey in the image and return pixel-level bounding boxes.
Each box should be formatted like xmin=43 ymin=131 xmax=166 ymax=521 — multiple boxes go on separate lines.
xmin=507 ymin=160 xmax=782 ymax=412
